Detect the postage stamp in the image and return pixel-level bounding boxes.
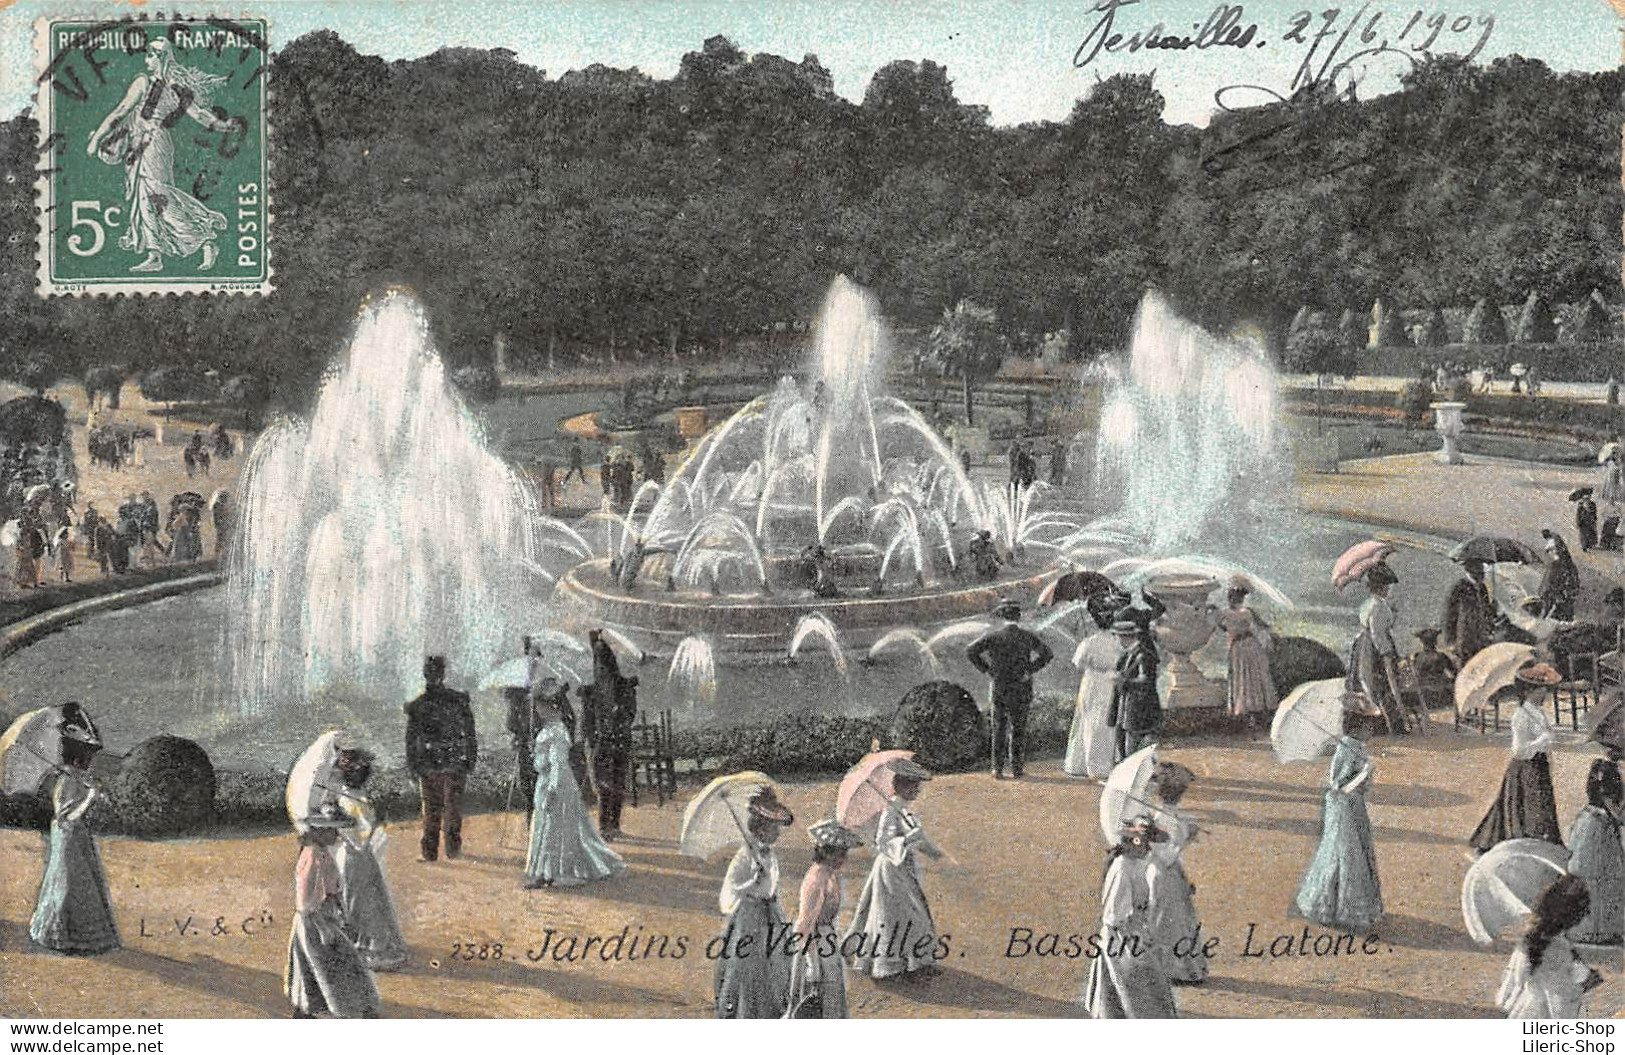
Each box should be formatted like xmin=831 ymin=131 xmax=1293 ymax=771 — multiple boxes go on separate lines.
xmin=34 ymin=15 xmax=270 ymax=296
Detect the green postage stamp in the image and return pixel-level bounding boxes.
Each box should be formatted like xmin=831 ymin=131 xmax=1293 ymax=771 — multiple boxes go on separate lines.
xmin=35 ymin=15 xmax=270 ymax=296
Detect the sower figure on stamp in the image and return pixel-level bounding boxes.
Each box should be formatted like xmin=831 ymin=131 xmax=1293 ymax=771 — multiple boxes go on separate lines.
xmin=965 ymin=599 xmax=1053 ymax=780
xmin=85 ymin=39 xmax=230 ymax=273
xmin=579 ymin=629 xmax=638 ymax=840
xmin=405 ymin=655 xmax=477 ymax=862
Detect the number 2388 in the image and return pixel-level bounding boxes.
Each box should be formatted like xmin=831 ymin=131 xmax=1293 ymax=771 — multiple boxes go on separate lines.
xmin=450 ymin=942 xmax=505 ymax=961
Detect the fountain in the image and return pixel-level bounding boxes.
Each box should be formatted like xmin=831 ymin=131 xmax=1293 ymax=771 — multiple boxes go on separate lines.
xmin=549 ymin=276 xmax=1057 ymax=658
xmin=1092 ymin=291 xmax=1281 ymax=552
xmin=224 ymin=291 xmax=555 ymax=717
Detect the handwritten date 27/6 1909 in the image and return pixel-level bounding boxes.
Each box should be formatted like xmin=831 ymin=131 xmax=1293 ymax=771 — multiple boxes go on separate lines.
xmin=1074 ymin=0 xmax=1496 ymax=97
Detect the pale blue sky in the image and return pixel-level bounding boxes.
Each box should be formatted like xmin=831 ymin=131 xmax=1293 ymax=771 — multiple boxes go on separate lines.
xmin=3 ymin=0 xmax=1619 ymax=126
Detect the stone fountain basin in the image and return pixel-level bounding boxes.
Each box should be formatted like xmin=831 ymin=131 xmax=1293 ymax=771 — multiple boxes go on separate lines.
xmin=552 ymin=558 xmax=1055 ymax=656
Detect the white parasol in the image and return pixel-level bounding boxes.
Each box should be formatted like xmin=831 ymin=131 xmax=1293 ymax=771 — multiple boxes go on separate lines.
xmin=0 ymin=708 xmax=61 ymax=795
xmin=479 ymin=657 xmax=532 ymax=691
xmin=1099 ymin=743 xmax=1159 ymax=845
xmin=285 ymin=731 xmax=344 ymax=834
xmin=678 ymin=771 xmax=777 ymax=861
xmin=1271 ymin=678 xmax=1348 ymax=763
xmin=1461 ymin=838 xmax=1570 ymax=945
xmin=0 ymin=520 xmax=19 ymax=548
xmin=1454 ymin=642 xmax=1536 ymax=717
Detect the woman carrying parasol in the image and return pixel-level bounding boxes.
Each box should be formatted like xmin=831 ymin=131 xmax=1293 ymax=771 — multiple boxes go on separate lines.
xmin=1469 ymin=664 xmax=1565 ymax=854
xmin=1293 ymin=723 xmax=1383 ymax=933
xmin=841 ymin=754 xmax=945 ymax=980
xmin=28 ymin=704 xmax=119 ymax=955
xmin=712 ymin=786 xmax=796 ymax=1018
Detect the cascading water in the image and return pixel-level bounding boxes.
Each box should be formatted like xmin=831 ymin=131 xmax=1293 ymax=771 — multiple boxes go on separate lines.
xmin=637 ymin=275 xmax=988 ymax=585
xmin=1093 ymin=291 xmax=1281 ymax=552
xmin=224 ymin=291 xmax=549 ymax=716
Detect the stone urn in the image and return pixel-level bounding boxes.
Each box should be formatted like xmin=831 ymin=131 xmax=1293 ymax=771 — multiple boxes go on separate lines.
xmin=1430 ymin=401 xmax=1466 ymax=465
xmin=674 ymin=406 xmax=709 ymax=442
xmin=1146 ymin=573 xmax=1223 ymax=710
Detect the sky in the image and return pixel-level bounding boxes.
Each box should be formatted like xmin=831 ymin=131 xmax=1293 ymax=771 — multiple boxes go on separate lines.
xmin=2 ymin=0 xmax=1620 ymax=126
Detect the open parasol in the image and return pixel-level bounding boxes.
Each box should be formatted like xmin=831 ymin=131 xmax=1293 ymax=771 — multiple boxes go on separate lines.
xmin=1509 ymin=363 xmax=1528 ymax=378
xmin=1099 ymin=743 xmax=1159 ymax=844
xmin=0 ymin=704 xmax=101 ymax=796
xmin=836 ymin=750 xmax=916 ymax=829
xmin=1461 ymin=838 xmax=1570 ymax=945
xmin=1569 ymin=487 xmax=1596 ymax=502
xmin=1270 ymin=678 xmax=1348 ymax=763
xmin=0 ymin=520 xmax=19 ymax=548
xmin=1038 ymin=570 xmax=1117 ymax=607
xmin=1332 ymin=541 xmax=1395 ymax=592
xmin=1449 ymin=536 xmax=1543 ymax=566
xmin=1454 ymin=642 xmax=1537 ymax=717
xmin=22 ymin=483 xmax=52 ymax=505
xmin=678 ymin=771 xmax=779 ymax=861
xmin=1599 ymin=442 xmax=1620 ymax=465
xmin=479 ymin=657 xmax=532 ymax=691
xmin=285 ymin=730 xmax=344 ymax=834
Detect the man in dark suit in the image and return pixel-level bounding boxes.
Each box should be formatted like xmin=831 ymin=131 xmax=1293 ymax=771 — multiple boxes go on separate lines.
xmin=966 ymin=599 xmax=1054 ymax=779
xmin=1108 ymin=617 xmax=1163 ymax=761
xmin=579 ymin=629 xmax=638 ymax=839
xmin=405 ymin=655 xmax=477 ymax=861
xmin=1442 ymin=559 xmax=1496 ymax=663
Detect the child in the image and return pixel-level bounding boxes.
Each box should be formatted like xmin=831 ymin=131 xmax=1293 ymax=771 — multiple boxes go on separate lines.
xmin=844 ymin=758 xmax=944 ymax=980
xmin=1565 ymin=759 xmax=1624 ymax=945
xmin=1497 ymin=874 xmax=1604 ymax=1018
xmin=714 ymin=788 xmax=795 ymax=1018
xmin=51 ymin=525 xmax=73 ymax=584
xmin=1148 ymin=762 xmax=1205 ymax=984
xmin=30 ymin=705 xmax=119 ymax=955
xmin=787 ymin=820 xmax=862 ymax=1018
xmin=284 ymin=809 xmax=381 ymax=1019
xmin=1408 ymin=628 xmax=1458 ymax=714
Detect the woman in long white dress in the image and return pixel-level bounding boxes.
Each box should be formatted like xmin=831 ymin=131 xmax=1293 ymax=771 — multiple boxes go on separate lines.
xmin=714 ymin=789 xmax=795 ymax=1018
xmin=844 ymin=759 xmax=944 ymax=980
xmin=283 ymin=815 xmax=380 ymax=1019
xmin=1066 ymin=604 xmax=1122 ymax=780
xmin=1082 ymin=817 xmax=1178 ymax=1018
xmin=85 ymin=40 xmax=229 ymax=273
xmin=1345 ymin=562 xmax=1405 ymax=733
xmin=331 ymin=749 xmax=407 ymax=971
xmin=1147 ymin=764 xmax=1205 ymax=984
xmin=523 ymin=695 xmax=624 ymax=889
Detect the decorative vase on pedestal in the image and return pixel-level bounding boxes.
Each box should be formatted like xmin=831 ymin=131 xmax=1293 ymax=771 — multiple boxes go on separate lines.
xmin=1146 ymin=574 xmax=1223 ymax=710
xmin=1430 ymin=401 xmax=1466 ymax=465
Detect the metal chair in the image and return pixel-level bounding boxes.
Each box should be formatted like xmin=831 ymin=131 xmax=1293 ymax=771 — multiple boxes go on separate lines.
xmin=628 ymin=709 xmax=677 ymax=808
xmin=1554 ymin=653 xmax=1599 ymax=731
xmin=1392 ymin=657 xmax=1431 ymax=735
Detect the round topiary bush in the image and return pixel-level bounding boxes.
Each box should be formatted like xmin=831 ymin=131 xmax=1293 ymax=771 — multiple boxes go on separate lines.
xmin=1270 ymin=636 xmax=1347 ymax=698
xmin=110 ymin=735 xmax=216 ymax=836
xmin=890 ymin=681 xmax=988 ymax=772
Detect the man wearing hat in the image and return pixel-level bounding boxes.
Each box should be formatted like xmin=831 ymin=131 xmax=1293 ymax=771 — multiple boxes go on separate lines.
xmin=579 ymin=629 xmax=638 ymax=840
xmin=405 ymin=655 xmax=477 ymax=861
xmin=1442 ymin=558 xmax=1496 ymax=663
xmin=1109 ymin=614 xmax=1164 ymax=762
xmin=966 ymin=599 xmax=1053 ymax=779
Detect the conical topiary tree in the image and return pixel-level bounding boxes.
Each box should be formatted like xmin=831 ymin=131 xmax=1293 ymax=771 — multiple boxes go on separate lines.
xmin=1414 ymin=307 xmax=1447 ymax=348
xmin=1463 ymin=297 xmax=1509 ymax=346
xmin=1572 ymin=293 xmax=1612 ymax=343
xmin=1371 ymin=297 xmax=1406 ymax=348
xmin=1516 ymin=290 xmax=1557 ymax=344
xmin=1337 ymin=308 xmax=1364 ymax=356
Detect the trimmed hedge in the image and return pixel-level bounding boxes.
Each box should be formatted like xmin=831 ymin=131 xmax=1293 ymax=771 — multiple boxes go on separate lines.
xmin=109 ymin=736 xmax=217 ymax=836
xmin=890 ymin=681 xmax=987 ymax=772
xmin=1270 ymin=636 xmax=1347 ymax=697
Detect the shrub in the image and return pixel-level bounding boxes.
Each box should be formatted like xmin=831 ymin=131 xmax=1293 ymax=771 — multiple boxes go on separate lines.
xmin=1396 ymin=380 xmax=1432 ymax=425
xmin=889 ymin=681 xmax=988 ymax=772
xmin=1270 ymin=636 xmax=1346 ymax=697
xmin=109 ymin=735 xmax=216 ymax=836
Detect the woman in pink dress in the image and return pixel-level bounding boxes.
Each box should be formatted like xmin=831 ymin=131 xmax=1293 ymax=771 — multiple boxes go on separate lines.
xmin=786 ymin=820 xmax=862 ymax=1018
xmin=1218 ymin=577 xmax=1277 ymax=725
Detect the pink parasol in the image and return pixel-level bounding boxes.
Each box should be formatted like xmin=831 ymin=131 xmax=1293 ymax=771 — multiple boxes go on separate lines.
xmin=1332 ymin=540 xmax=1395 ymax=592
xmin=836 ymin=750 xmax=916 ymax=829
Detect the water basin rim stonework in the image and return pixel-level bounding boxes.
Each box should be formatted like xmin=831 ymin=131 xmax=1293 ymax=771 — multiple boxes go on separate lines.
xmin=551 ymin=558 xmax=1055 ymax=657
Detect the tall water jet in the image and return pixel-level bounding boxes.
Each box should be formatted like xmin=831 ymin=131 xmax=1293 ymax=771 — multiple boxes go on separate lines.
xmin=225 ymin=291 xmax=548 ymax=715
xmin=1093 ymin=291 xmax=1281 ymax=552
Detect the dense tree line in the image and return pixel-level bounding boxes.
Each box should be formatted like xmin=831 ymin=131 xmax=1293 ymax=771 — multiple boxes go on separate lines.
xmin=0 ymin=33 xmax=1618 ymax=417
